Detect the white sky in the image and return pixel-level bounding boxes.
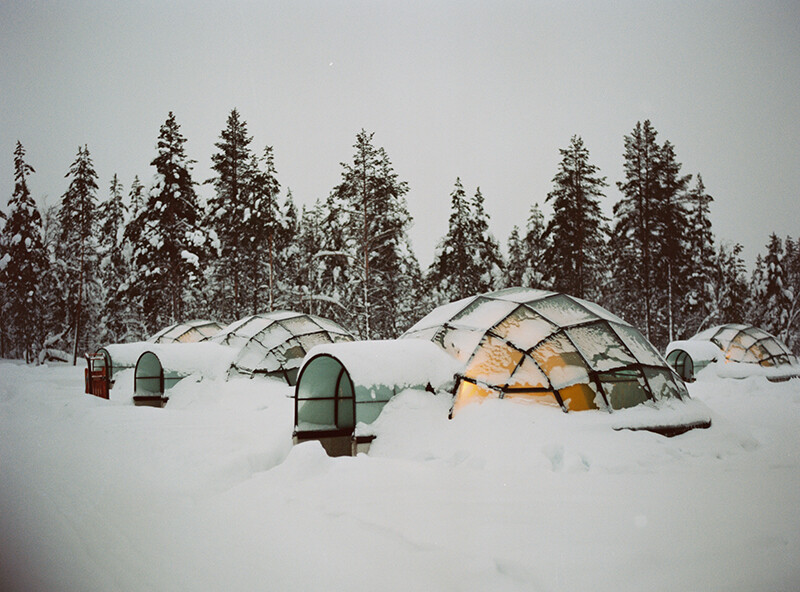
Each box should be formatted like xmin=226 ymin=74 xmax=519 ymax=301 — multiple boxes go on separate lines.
xmin=2 ymin=1 xmax=799 ymax=268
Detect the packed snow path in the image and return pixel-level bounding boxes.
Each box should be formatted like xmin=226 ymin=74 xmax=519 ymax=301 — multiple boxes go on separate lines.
xmin=1 ymin=360 xmax=799 ymax=591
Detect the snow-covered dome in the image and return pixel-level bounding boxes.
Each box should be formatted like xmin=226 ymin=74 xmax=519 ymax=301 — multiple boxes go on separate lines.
xmin=211 ymin=311 xmax=355 ymax=384
xmin=666 ymin=323 xmax=799 ymax=381
xmin=690 ymin=324 xmax=797 ymax=367
xmin=147 ymin=319 xmax=223 ymax=344
xmin=402 ymin=287 xmax=689 ymax=413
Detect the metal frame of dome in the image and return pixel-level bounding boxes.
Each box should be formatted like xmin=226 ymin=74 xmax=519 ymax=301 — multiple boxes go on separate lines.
xmin=403 ymin=287 xmax=689 ymax=414
xmin=691 ymin=323 xmax=798 ymax=367
xmin=211 ymin=310 xmax=355 ymax=384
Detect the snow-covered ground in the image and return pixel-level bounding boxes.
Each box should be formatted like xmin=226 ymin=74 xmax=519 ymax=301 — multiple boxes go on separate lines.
xmin=2 ymin=360 xmax=799 ymax=592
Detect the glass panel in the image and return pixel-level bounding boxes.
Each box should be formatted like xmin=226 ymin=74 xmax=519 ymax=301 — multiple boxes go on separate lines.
xmin=298 ymin=331 xmax=334 ymax=353
xmin=450 ymin=297 xmax=518 ymax=330
xmin=251 ymin=351 xmax=282 ymax=373
xmin=742 ymin=343 xmax=767 ymax=364
xmin=567 ymin=323 xmax=637 ymax=371
xmin=275 ymin=338 xmax=306 ymax=364
xmin=598 ymin=371 xmax=650 ymax=409
xmin=505 ymin=355 xmax=549 ymax=389
xmin=743 ymin=326 xmax=770 ymax=341
xmin=465 ymin=335 xmax=524 ymax=387
xmin=337 ymin=376 xmax=355 ymax=428
xmin=571 ymin=297 xmax=630 ymax=326
xmin=643 ymin=367 xmax=687 ymax=401
xmin=490 ymin=305 xmax=556 ymax=351
xmin=311 ymin=316 xmax=351 ymax=335
xmin=297 ymin=399 xmax=335 ymax=428
xmin=726 ymin=341 xmax=747 ymax=362
xmin=236 ymin=316 xmax=275 ymax=339
xmin=528 ymin=294 xmax=596 ymax=328
xmin=503 ymin=389 xmax=560 ymax=407
xmin=235 ymin=344 xmax=270 ymax=372
xmin=196 ymin=323 xmax=222 ymax=338
xmin=487 ymin=287 xmax=555 ymax=303
xmin=530 ymin=333 xmax=590 ymax=390
xmin=711 ymin=326 xmax=742 ymax=349
xmin=175 ymin=329 xmax=197 ymax=343
xmin=611 ymin=324 xmax=664 ymax=366
xmin=453 ymin=380 xmax=500 ymax=413
xmin=559 ymin=383 xmax=599 ymax=411
xmin=354 ymin=401 xmax=390 ymax=425
xmin=277 ymin=315 xmax=322 ymax=337
xmin=730 ymin=331 xmax=757 ymax=351
xmin=404 ymin=296 xmax=475 ymax=333
xmin=434 ymin=326 xmax=485 ymax=363
xmin=332 ymin=333 xmax=355 ymax=343
xmin=354 ymin=384 xmax=395 ymax=403
xmin=759 ymin=338 xmax=788 ymax=357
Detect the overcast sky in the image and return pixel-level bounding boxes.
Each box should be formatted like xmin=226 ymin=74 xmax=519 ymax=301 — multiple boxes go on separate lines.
xmin=2 ymin=1 xmax=799 ymax=269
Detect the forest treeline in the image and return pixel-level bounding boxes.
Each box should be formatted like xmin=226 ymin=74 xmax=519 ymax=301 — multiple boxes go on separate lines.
xmin=1 ymin=110 xmax=798 ymax=363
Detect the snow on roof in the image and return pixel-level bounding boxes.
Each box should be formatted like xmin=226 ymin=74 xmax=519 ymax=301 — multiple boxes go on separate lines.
xmin=138 ymin=342 xmax=237 ymax=378
xmin=665 ymin=340 xmax=723 ymax=361
xmin=302 ymin=339 xmax=463 ymax=391
xmin=147 ymin=319 xmax=222 ymax=344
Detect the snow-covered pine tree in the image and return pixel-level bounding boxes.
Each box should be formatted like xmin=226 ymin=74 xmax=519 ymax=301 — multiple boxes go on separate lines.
xmin=96 ymin=174 xmax=129 ymax=344
xmin=332 ymin=130 xmax=419 ymax=339
xmin=520 ymin=203 xmax=550 ymax=289
xmin=427 ymin=178 xmax=477 ymax=302
xmin=130 ymin=112 xmax=209 ymax=334
xmin=709 ymin=241 xmax=749 ymax=327
xmin=244 ymin=145 xmax=281 ymax=314
xmin=0 ymin=142 xmax=48 ymax=362
xmin=610 ymin=120 xmax=690 ymax=349
xmin=752 ymin=234 xmax=792 ymax=342
xmin=504 ymin=226 xmax=525 ymax=288
xmin=542 ymin=135 xmax=608 ymax=300
xmin=683 ymin=174 xmax=715 ymax=334
xmin=273 ymin=188 xmax=301 ymax=310
xmin=782 ymin=237 xmax=800 ymax=351
xmin=652 ymin=140 xmax=691 ymax=343
xmin=206 ymin=108 xmax=255 ymax=320
xmin=469 ymin=187 xmax=504 ymax=293
xmin=57 ymin=145 xmax=101 ymax=363
xmin=293 ymin=200 xmax=330 ymax=315
xmin=128 ymin=175 xmax=145 ymax=222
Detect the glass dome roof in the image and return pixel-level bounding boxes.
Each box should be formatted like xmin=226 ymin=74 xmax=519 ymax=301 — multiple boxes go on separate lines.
xmin=211 ymin=311 xmax=355 ymax=384
xmin=691 ymin=323 xmax=798 ymax=367
xmin=403 ymin=287 xmax=688 ymax=413
xmin=148 ymin=319 xmax=223 ymax=344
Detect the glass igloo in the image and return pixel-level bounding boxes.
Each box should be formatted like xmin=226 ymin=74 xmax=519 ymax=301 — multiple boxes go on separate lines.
xmin=147 ymin=319 xmax=223 ymax=344
xmin=402 ymin=287 xmax=688 ymax=413
xmin=691 ymin=324 xmax=797 ymax=366
xmin=210 ymin=311 xmax=355 ymax=384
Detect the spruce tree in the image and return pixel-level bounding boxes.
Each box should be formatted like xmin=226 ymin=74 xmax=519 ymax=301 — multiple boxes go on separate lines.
xmin=245 ymin=145 xmax=282 ymax=313
xmin=505 ymin=226 xmax=526 ymax=288
xmin=427 ymin=178 xmax=477 ymax=302
xmin=331 ymin=130 xmax=419 ymax=338
xmin=57 ymin=145 xmax=100 ymax=363
xmin=470 ymin=187 xmax=504 ymax=293
xmin=782 ymin=237 xmax=800 ymax=351
xmin=753 ymin=234 xmax=792 ymax=341
xmin=521 ymin=203 xmax=550 ymax=289
xmin=611 ymin=120 xmax=690 ymax=348
xmin=709 ymin=241 xmax=749 ymax=327
xmin=683 ymin=174 xmax=715 ymax=333
xmin=206 ymin=108 xmax=255 ymax=320
xmin=0 ymin=142 xmax=48 ymax=362
xmin=130 ymin=112 xmax=208 ymax=333
xmin=542 ymin=135 xmax=608 ymax=300
xmin=96 ymin=174 xmax=129 ymax=343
